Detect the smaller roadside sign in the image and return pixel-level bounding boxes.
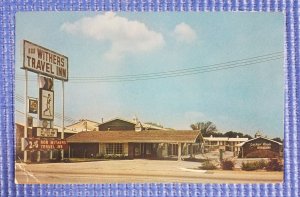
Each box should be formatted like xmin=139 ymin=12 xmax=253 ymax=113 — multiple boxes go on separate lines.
xmin=39 ymin=76 xmax=53 ymax=90
xmin=28 ymin=98 xmax=38 ymax=114
xmin=21 ymin=138 xmax=67 ymax=151
xmin=39 ymin=88 xmax=54 ymax=120
xmin=32 ymin=127 xmax=58 ymax=138
xmin=219 ymin=145 xmax=226 ymax=150
xmin=27 ymin=116 xmax=33 ymax=127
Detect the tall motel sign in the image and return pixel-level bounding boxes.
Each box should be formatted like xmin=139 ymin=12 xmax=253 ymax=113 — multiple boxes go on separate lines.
xmin=21 ymin=40 xmax=68 ymax=162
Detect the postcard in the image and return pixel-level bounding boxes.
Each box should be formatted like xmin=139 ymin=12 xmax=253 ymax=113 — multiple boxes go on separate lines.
xmin=15 ymin=12 xmax=284 ymax=184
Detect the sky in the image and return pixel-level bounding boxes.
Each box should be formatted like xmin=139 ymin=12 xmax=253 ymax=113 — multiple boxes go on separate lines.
xmin=15 ymin=12 xmax=284 ymax=138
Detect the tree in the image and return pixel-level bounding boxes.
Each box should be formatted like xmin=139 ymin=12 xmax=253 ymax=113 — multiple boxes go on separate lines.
xmin=272 ymin=137 xmax=283 ymax=143
xmin=243 ymin=134 xmax=253 ymax=139
xmin=190 ymin=121 xmax=218 ymax=137
xmin=223 ymin=131 xmax=252 ymax=139
xmin=223 ymin=131 xmax=243 ymax=138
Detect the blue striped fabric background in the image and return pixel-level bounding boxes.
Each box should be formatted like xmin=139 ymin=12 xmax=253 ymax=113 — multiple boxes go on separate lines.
xmin=0 ymin=0 xmax=299 ymax=196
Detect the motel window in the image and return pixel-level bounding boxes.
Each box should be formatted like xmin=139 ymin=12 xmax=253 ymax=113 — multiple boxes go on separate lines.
xmin=114 ymin=143 xmax=123 ymax=154
xmin=106 ymin=143 xmax=123 ymax=154
xmin=168 ymin=144 xmax=178 ymax=155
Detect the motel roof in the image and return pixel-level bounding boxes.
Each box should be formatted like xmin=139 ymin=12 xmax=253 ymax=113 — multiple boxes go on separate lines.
xmin=98 ymin=117 xmax=170 ymax=131
xmin=66 ymin=130 xmax=203 ymax=144
xmin=65 ymin=119 xmax=100 ymax=132
xmin=236 ymin=137 xmax=283 ymax=147
xmin=203 ymin=137 xmax=248 ymax=142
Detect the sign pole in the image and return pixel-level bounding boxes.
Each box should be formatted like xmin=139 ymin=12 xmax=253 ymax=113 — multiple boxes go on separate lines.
xmin=61 ymin=81 xmax=65 ymax=160
xmin=37 ymin=74 xmax=41 ymax=162
xmin=24 ymin=70 xmax=28 ymax=162
xmin=50 ymin=78 xmax=54 ymax=160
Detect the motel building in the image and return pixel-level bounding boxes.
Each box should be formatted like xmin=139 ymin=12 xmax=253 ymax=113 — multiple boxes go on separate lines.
xmin=65 ymin=119 xmax=100 ymax=132
xmin=203 ymin=136 xmax=249 ymax=156
xmin=66 ymin=118 xmax=204 ymax=161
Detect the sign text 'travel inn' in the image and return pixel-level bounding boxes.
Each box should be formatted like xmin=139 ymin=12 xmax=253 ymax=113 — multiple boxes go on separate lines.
xmin=23 ymin=40 xmax=68 ymax=81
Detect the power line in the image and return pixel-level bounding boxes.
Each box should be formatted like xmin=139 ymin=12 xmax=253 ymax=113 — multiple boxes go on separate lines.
xmin=16 ymin=52 xmax=283 ymax=81
xmin=15 ymin=95 xmax=77 ymax=124
xmin=16 ymin=51 xmax=282 ymax=79
xmin=70 ymin=55 xmax=283 ymax=83
xmin=70 ymin=52 xmax=283 ymax=80
xmin=15 ymin=52 xmax=283 ymax=83
xmin=15 ymin=110 xmax=71 ymax=128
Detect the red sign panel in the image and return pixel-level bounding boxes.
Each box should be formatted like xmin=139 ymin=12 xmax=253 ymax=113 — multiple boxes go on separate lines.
xmin=22 ymin=138 xmax=68 ymax=151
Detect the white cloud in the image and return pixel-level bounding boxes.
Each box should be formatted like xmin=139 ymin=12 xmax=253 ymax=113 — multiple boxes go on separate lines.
xmin=173 ymin=22 xmax=197 ymax=44
xmin=61 ymin=12 xmax=165 ymax=62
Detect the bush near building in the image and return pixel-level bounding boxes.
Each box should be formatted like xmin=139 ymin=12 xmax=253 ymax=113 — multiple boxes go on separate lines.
xmin=95 ymin=153 xmax=128 ymax=160
xmin=241 ymin=159 xmax=282 ymax=171
xmin=241 ymin=162 xmax=258 ymax=171
xmin=103 ymin=154 xmax=127 ymax=160
xmin=241 ymin=160 xmax=267 ymax=171
xmin=258 ymin=159 xmax=267 ymax=169
xmin=221 ymin=159 xmax=235 ymax=170
xmin=199 ymin=160 xmax=217 ymax=170
xmin=265 ymin=158 xmax=283 ymax=171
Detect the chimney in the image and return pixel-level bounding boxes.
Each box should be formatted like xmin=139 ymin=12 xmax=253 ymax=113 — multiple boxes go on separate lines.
xmin=135 ymin=121 xmax=143 ymax=132
xmin=255 ymin=131 xmax=262 ymax=138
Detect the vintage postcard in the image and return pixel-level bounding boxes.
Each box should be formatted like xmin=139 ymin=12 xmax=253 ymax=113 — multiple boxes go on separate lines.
xmin=15 ymin=12 xmax=284 ymax=184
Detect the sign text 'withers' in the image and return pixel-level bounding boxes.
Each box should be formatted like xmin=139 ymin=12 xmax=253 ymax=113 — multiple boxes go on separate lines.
xmin=23 ymin=40 xmax=68 ymax=81
xmin=22 ymin=138 xmax=68 ymax=151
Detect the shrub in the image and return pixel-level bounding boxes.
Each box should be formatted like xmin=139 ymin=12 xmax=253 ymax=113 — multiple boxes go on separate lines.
xmin=241 ymin=160 xmax=267 ymax=171
xmin=63 ymin=159 xmax=71 ymax=163
xmin=96 ymin=154 xmax=104 ymax=159
xmin=241 ymin=162 xmax=260 ymax=171
xmin=258 ymin=159 xmax=267 ymax=169
xmin=265 ymin=159 xmax=283 ymax=171
xmin=119 ymin=154 xmax=126 ymax=159
xmin=104 ymin=154 xmax=128 ymax=160
xmin=200 ymin=161 xmax=217 ymax=170
xmin=221 ymin=159 xmax=235 ymax=170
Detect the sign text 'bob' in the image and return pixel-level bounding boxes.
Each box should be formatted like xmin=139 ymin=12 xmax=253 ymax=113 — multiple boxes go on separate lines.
xmin=23 ymin=40 xmax=68 ymax=81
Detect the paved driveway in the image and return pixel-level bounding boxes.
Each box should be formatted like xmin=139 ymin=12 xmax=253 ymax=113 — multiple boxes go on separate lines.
xmin=15 ymin=159 xmax=283 ymax=184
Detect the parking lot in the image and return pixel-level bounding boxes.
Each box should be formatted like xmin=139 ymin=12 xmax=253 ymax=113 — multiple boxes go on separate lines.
xmin=15 ymin=159 xmax=283 ymax=184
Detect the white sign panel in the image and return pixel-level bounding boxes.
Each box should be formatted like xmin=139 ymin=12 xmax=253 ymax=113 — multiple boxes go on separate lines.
xmin=39 ymin=89 xmax=54 ymax=120
xmin=34 ymin=127 xmax=58 ymax=138
xmin=23 ymin=40 xmax=68 ymax=81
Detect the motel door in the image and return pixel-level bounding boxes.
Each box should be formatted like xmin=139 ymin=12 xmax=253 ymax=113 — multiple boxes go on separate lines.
xmin=131 ymin=143 xmax=157 ymax=158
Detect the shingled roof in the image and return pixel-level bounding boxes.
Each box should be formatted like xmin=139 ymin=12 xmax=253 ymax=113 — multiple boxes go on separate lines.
xmin=98 ymin=117 xmax=170 ymax=130
xmin=66 ymin=130 xmax=202 ymax=143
